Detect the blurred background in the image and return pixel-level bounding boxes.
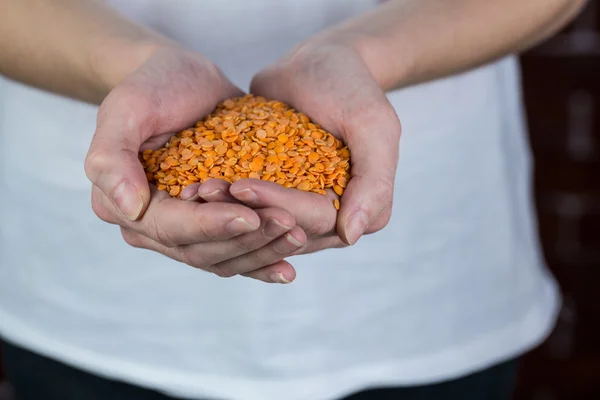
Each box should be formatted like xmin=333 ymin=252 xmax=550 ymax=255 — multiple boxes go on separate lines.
xmin=0 ymin=2 xmax=598 ymax=399
xmin=513 ymin=1 xmax=600 ymax=399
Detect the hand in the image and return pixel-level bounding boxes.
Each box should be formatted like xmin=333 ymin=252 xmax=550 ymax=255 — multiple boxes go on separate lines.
xmin=84 ymin=46 xmax=303 ymax=283
xmin=192 ymin=178 xmax=345 ymax=256
xmin=235 ymin=39 xmax=402 ymax=252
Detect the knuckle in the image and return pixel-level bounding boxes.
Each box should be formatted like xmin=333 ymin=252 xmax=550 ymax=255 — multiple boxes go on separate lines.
xmin=304 ymin=207 xmax=335 ymax=237
xmin=84 ymin=148 xmax=110 ymax=181
xmin=295 ymin=196 xmax=334 ymax=237
xmin=176 ymin=246 xmax=220 ymax=273
xmin=209 ymin=264 xmax=236 ymax=279
xmin=146 ymin=214 xmax=177 ymax=248
xmin=91 ymin=191 xmax=114 ymax=223
xmin=121 ymin=228 xmax=143 ymax=249
xmin=199 ymin=224 xmax=218 ymax=242
xmin=305 ymin=217 xmax=333 ymax=237
xmin=230 ymin=237 xmax=256 ymax=254
xmin=196 ymin=221 xmax=219 ymax=242
xmin=192 ymin=206 xmax=220 ymax=242
xmin=175 ymin=247 xmax=202 ymax=269
xmin=251 ymin=249 xmax=274 ymax=266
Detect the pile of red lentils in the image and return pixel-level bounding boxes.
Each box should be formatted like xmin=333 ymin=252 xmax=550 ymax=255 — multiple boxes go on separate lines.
xmin=140 ymin=95 xmax=350 ymax=210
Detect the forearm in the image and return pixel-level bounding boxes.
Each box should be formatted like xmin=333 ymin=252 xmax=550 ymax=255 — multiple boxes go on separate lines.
xmin=0 ymin=0 xmax=173 ymax=104
xmin=318 ymin=0 xmax=588 ymax=91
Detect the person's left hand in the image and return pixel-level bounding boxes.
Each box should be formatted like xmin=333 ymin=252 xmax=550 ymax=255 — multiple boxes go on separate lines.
xmin=194 ymin=39 xmax=402 ymax=259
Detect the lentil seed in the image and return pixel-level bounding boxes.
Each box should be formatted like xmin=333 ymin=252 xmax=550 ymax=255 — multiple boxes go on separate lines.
xmin=140 ymin=94 xmax=351 ymax=202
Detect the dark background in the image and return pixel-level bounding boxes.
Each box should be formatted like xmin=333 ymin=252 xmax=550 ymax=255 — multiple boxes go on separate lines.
xmin=0 ymin=3 xmax=599 ymax=398
xmin=514 ymin=1 xmax=600 ymax=399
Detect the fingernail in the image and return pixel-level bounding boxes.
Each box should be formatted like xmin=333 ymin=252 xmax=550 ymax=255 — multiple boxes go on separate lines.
xmin=230 ymin=188 xmax=257 ymax=202
xmin=285 ymin=232 xmax=304 ymax=248
xmin=182 ymin=193 xmax=200 ymax=202
xmin=270 ymin=272 xmax=292 ymax=284
xmin=198 ymin=189 xmax=221 ymax=201
xmin=343 ymin=210 xmax=369 ymax=245
xmin=264 ymin=218 xmax=293 ymax=238
xmin=226 ymin=217 xmax=259 ymax=234
xmin=180 ymin=186 xmax=200 ymax=201
xmin=113 ymin=182 xmax=143 ymax=221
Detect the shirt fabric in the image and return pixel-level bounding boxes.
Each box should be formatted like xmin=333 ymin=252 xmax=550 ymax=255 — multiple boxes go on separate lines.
xmin=0 ymin=1 xmax=561 ymax=399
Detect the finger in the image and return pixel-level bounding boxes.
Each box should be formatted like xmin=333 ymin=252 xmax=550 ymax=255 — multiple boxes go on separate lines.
xmin=84 ymin=69 xmax=243 ymax=222
xmin=121 ymin=227 xmax=297 ymax=284
xmin=337 ymin=104 xmax=401 ymax=245
xmin=84 ymin=86 xmax=180 ymax=222
xmin=84 ymin=106 xmax=151 ymax=222
xmin=297 ymin=235 xmax=347 ymax=256
xmin=179 ymin=207 xmax=295 ymax=267
xmin=179 ymin=179 xmax=239 ymax=203
xmin=196 ymin=179 xmax=240 ymax=203
xmin=121 ymin=225 xmax=190 ymax=262
xmin=180 ymin=183 xmax=203 ymax=202
xmin=242 ymin=260 xmax=297 ymax=284
xmin=229 ymin=179 xmax=338 ymax=237
xmin=210 ymin=226 xmax=306 ymax=278
xmin=93 ymin=185 xmax=261 ymax=246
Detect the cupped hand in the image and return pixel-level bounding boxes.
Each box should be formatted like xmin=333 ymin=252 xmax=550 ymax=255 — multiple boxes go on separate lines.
xmin=193 ymin=178 xmax=344 ymax=257
xmin=244 ymin=39 xmax=402 ymax=248
xmin=84 ymin=46 xmax=301 ymax=283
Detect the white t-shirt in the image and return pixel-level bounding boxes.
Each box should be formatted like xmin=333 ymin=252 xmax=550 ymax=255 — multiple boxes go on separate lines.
xmin=0 ymin=1 xmax=560 ymax=399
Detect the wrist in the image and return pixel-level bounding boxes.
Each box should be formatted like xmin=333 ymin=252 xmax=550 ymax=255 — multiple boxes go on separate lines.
xmin=88 ymin=35 xmax=179 ymax=101
xmin=348 ymin=32 xmax=410 ymax=92
xmin=299 ymin=27 xmax=411 ymax=93
xmin=294 ymin=0 xmax=415 ymax=93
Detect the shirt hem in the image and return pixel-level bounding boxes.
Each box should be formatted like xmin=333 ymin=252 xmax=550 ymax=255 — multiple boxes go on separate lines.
xmin=0 ymin=276 xmax=561 ymax=400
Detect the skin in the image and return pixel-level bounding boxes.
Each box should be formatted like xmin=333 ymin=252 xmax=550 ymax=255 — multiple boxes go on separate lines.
xmin=85 ymin=47 xmax=306 ymax=283
xmin=194 ymin=0 xmax=590 ymax=265
xmin=0 ymin=0 xmax=588 ymax=283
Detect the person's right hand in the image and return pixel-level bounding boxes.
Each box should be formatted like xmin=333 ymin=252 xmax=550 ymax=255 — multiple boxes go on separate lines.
xmin=84 ymin=46 xmax=303 ymax=283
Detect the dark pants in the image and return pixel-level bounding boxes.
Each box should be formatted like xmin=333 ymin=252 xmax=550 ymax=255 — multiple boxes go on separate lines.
xmin=2 ymin=340 xmax=519 ymax=400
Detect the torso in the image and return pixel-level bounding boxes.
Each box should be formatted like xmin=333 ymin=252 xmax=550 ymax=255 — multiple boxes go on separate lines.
xmin=0 ymin=1 xmax=560 ymax=399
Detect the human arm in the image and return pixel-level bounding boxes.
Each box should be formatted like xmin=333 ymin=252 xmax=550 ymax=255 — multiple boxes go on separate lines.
xmin=0 ymin=0 xmax=302 ymax=283
xmin=0 ymin=0 xmax=172 ymax=104
xmin=323 ymin=0 xmax=589 ymax=91
xmin=233 ymin=0 xmax=589 ymax=252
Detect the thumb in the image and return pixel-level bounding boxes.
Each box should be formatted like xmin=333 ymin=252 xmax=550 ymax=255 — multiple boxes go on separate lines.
xmin=337 ymin=110 xmax=401 ymax=245
xmin=84 ymin=100 xmax=153 ymax=221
